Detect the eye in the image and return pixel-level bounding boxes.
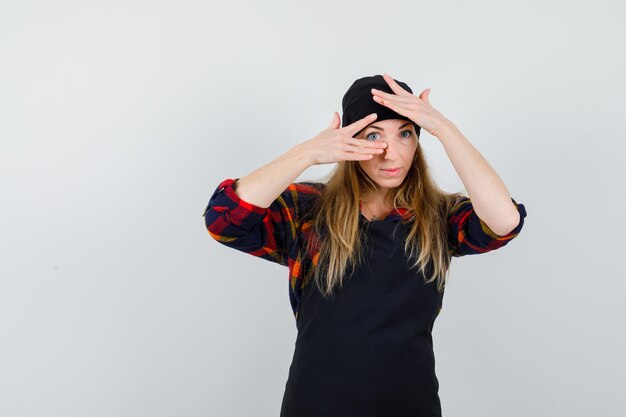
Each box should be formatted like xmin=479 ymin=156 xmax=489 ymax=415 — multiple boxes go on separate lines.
xmin=400 ymin=130 xmax=413 ymax=139
xmin=365 ymin=130 xmax=413 ymax=141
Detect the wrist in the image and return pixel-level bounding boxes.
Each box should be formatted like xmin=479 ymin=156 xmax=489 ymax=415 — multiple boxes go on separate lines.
xmin=286 ymin=143 xmax=315 ymax=169
xmin=433 ymin=119 xmax=459 ymax=141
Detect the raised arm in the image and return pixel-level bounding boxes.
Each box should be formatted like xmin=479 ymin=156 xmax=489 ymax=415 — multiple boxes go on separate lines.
xmin=202 ymin=145 xmax=314 ymax=266
xmin=368 ymin=72 xmax=527 ymax=256
xmin=437 ymin=122 xmax=522 ymax=236
xmin=202 ymin=112 xmax=388 ymax=265
xmin=370 ymin=73 xmax=523 ymax=235
xmin=233 ymin=144 xmax=313 ymax=208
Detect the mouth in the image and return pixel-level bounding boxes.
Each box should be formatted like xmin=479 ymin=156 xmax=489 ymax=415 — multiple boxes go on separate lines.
xmin=381 ymin=167 xmax=401 ymax=177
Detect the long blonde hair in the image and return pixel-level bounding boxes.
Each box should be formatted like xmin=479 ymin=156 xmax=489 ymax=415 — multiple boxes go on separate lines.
xmin=303 ymin=138 xmax=464 ymax=299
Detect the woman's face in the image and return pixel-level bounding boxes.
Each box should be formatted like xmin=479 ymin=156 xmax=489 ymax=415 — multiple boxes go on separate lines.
xmin=356 ymin=118 xmax=419 ymax=193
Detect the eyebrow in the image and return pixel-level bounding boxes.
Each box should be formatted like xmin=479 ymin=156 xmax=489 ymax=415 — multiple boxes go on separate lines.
xmin=365 ymin=121 xmax=413 ymax=132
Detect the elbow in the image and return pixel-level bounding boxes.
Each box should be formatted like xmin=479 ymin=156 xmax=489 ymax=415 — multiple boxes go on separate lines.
xmin=488 ymin=211 xmax=521 ymax=237
xmin=204 ymin=206 xmax=228 ymax=239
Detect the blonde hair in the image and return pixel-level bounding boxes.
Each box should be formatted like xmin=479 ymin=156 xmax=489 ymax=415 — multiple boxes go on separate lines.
xmin=303 ymin=136 xmax=464 ymax=299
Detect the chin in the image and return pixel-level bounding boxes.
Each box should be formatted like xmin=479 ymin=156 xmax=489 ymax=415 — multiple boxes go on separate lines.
xmin=374 ymin=177 xmax=405 ymax=188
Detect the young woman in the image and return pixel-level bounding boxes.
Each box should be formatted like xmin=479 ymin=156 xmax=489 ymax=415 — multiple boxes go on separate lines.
xmin=203 ymin=73 xmax=527 ymax=417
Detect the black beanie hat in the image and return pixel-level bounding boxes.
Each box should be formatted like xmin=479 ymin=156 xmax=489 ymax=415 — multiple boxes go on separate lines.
xmin=341 ymin=74 xmax=421 ymax=138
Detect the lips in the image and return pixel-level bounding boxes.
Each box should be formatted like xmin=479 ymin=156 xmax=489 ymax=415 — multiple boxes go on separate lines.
xmin=381 ymin=168 xmax=401 ymax=176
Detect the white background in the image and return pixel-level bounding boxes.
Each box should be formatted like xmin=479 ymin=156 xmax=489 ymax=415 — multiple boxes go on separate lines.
xmin=1 ymin=0 xmax=624 ymax=416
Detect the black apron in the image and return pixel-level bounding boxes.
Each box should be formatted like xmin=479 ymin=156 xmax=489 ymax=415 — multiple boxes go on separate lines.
xmin=280 ymin=214 xmax=445 ymax=417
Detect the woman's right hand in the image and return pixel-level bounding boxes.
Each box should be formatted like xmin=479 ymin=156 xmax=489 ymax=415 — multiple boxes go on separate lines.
xmin=299 ymin=112 xmax=388 ymax=166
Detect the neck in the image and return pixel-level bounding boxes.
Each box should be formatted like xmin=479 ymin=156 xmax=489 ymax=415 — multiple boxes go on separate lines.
xmin=360 ymin=189 xmax=391 ymax=208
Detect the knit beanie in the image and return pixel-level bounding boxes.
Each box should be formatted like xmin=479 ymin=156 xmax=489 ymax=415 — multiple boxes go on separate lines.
xmin=341 ymin=74 xmax=421 ymax=138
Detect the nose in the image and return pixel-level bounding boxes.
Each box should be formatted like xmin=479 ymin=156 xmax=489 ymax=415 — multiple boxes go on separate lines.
xmin=382 ymin=140 xmax=398 ymax=160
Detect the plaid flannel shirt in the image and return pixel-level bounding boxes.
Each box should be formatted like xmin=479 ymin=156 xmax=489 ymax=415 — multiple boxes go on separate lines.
xmin=203 ymin=178 xmax=527 ymax=320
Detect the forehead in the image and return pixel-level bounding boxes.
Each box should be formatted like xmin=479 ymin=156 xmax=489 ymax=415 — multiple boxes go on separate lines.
xmin=364 ymin=119 xmax=414 ymax=131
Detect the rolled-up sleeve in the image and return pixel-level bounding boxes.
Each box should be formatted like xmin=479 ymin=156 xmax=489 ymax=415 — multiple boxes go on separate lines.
xmin=202 ymin=178 xmax=315 ymax=266
xmin=448 ymin=196 xmax=527 ymax=257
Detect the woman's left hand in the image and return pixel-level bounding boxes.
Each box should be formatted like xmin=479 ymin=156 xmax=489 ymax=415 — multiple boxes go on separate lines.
xmin=371 ymin=72 xmax=452 ymax=137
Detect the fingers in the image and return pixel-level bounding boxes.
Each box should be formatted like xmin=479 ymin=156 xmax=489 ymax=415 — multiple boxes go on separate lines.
xmin=341 ymin=112 xmax=378 ymax=136
xmin=372 ymin=89 xmax=416 ymax=104
xmin=351 ymin=153 xmax=375 ymax=160
xmin=372 ymin=96 xmax=410 ymax=116
xmin=346 ymin=137 xmax=387 ymax=149
xmin=382 ymin=72 xmax=413 ymax=97
xmin=327 ymin=111 xmax=341 ymax=130
xmin=418 ymin=89 xmax=432 ymax=106
xmin=340 ymin=140 xmax=386 ymax=159
xmin=341 ymin=152 xmax=375 ymax=161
